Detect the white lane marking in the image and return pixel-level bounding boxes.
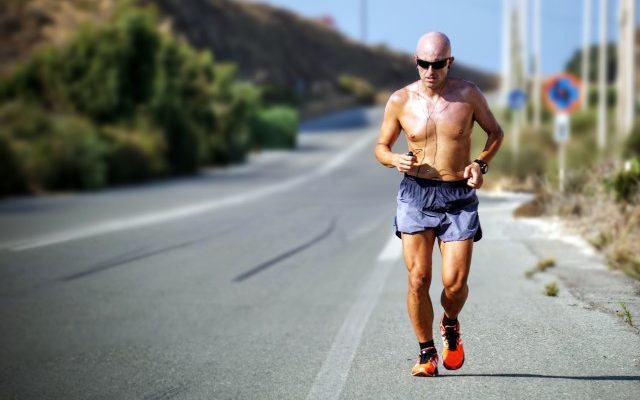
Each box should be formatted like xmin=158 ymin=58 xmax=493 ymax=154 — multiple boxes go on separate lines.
xmin=306 ymin=234 xmax=401 ymax=400
xmin=377 ymin=233 xmax=403 ymax=261
xmin=5 ymin=132 xmax=375 ymax=252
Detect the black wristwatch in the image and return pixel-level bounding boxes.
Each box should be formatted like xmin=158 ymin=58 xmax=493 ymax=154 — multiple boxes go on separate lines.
xmin=474 ymin=159 xmax=488 ymax=174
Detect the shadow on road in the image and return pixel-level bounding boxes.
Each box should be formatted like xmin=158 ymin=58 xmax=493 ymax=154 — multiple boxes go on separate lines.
xmin=439 ymin=373 xmax=640 ymax=381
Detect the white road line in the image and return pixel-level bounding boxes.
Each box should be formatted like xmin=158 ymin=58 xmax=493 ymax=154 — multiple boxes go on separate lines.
xmin=306 ymin=234 xmax=401 ymax=400
xmin=377 ymin=233 xmax=403 ymax=261
xmin=5 ymin=132 xmax=375 ymax=252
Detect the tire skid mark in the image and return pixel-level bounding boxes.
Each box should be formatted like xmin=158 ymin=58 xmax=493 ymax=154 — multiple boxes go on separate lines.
xmin=232 ymin=218 xmax=336 ymax=283
xmin=143 ymin=384 xmax=187 ymax=400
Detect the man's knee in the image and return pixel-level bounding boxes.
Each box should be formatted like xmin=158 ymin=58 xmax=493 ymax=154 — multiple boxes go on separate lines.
xmin=442 ymin=280 xmax=467 ymax=297
xmin=408 ymin=266 xmax=432 ymax=294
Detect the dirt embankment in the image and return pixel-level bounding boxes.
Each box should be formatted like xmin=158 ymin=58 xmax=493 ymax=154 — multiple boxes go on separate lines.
xmin=1 ymin=0 xmax=499 ymax=108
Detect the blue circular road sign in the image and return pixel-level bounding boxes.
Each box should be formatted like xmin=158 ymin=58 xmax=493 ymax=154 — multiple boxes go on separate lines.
xmin=544 ymin=74 xmax=582 ymax=114
xmin=508 ymin=89 xmax=528 ymax=110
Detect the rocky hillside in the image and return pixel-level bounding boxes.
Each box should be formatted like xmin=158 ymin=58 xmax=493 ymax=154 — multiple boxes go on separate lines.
xmin=1 ymin=0 xmax=499 ymax=96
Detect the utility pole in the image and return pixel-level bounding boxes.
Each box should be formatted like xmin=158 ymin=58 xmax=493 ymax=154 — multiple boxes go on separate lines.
xmin=501 ymin=0 xmax=512 ymax=107
xmin=597 ymin=0 xmax=608 ymax=150
xmin=617 ymin=0 xmax=636 ymax=137
xmin=582 ymin=0 xmax=592 ymax=109
xmin=532 ymin=0 xmax=542 ymax=129
xmin=519 ymin=0 xmax=529 ymax=125
xmin=360 ymin=0 xmax=367 ymax=43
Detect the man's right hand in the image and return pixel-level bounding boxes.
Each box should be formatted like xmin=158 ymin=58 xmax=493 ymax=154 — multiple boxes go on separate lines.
xmin=393 ymin=153 xmax=416 ymax=172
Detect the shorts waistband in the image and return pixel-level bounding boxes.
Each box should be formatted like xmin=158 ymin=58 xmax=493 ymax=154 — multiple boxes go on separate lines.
xmin=403 ymin=174 xmax=470 ymax=188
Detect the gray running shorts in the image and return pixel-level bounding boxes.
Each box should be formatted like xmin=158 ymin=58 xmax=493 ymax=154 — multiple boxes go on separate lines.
xmin=394 ymin=174 xmax=482 ymax=242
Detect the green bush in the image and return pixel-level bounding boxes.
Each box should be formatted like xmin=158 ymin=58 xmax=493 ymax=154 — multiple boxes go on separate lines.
xmin=0 ymin=102 xmax=108 ymax=191
xmin=337 ymin=74 xmax=375 ymax=105
xmin=209 ymin=65 xmax=261 ymax=164
xmin=489 ymin=125 xmax=555 ymax=180
xmin=37 ymin=114 xmax=107 ymax=190
xmin=570 ymin=110 xmax=596 ymax=137
xmin=150 ymin=37 xmax=207 ymax=173
xmin=0 ymin=132 xmax=27 ymax=195
xmin=251 ymin=105 xmax=298 ymax=149
xmin=625 ymin=118 xmax=640 ymax=157
xmin=0 ymin=4 xmax=270 ymax=195
xmin=100 ymin=123 xmax=167 ymax=184
xmin=603 ymin=158 xmax=640 ymax=202
xmin=587 ymin=86 xmax=617 ymax=109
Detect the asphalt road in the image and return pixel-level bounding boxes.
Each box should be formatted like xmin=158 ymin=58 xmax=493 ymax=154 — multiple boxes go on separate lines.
xmin=1 ymin=107 xmax=639 ymax=399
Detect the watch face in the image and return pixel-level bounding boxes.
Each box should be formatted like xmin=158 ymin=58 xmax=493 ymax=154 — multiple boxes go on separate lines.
xmin=474 ymin=160 xmax=488 ymax=174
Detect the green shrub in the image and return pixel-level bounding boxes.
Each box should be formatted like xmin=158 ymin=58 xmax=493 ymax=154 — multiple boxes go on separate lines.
xmin=251 ymin=105 xmax=298 ymax=150
xmin=536 ymin=258 xmax=556 ymax=271
xmin=490 ymin=125 xmax=555 ymax=180
xmin=209 ymin=66 xmax=261 ymax=164
xmin=587 ymin=86 xmax=616 ymax=109
xmin=544 ymin=282 xmax=559 ymax=297
xmin=0 ymin=132 xmax=27 ymax=195
xmin=151 ymin=37 xmax=205 ymax=172
xmin=0 ymin=4 xmax=273 ymax=194
xmin=100 ymin=124 xmax=167 ymax=184
xmin=570 ymin=110 xmax=596 ymax=137
xmin=43 ymin=116 xmax=107 ymax=190
xmin=0 ymin=101 xmax=107 ymax=191
xmin=625 ymin=118 xmax=640 ymax=157
xmin=603 ymin=159 xmax=640 ymax=202
xmin=337 ymin=74 xmax=375 ymax=105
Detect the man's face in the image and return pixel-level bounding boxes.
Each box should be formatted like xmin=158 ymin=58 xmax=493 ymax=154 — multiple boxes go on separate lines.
xmin=414 ymin=48 xmax=452 ymax=90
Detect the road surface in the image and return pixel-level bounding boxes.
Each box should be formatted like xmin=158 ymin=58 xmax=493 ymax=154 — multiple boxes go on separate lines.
xmin=1 ymin=107 xmax=638 ymax=399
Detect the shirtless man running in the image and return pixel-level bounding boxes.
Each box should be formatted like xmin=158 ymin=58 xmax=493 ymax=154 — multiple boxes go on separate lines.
xmin=374 ymin=32 xmax=504 ymax=377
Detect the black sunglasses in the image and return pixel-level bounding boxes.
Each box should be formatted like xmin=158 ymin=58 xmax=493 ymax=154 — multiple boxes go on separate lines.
xmin=416 ymin=57 xmax=451 ymax=70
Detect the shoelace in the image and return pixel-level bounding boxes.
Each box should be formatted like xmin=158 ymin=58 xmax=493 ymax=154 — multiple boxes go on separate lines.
xmin=443 ymin=325 xmax=459 ymax=351
xmin=419 ymin=347 xmax=437 ymax=364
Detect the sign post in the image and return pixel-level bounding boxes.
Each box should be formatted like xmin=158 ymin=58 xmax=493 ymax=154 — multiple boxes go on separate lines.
xmin=544 ymin=74 xmax=583 ymax=192
xmin=553 ymin=113 xmax=570 ymax=192
xmin=508 ymin=89 xmax=528 ymax=163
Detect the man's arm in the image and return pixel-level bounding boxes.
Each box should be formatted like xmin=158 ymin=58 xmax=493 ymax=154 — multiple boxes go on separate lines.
xmin=375 ymin=91 xmax=416 ymax=172
xmin=470 ymin=85 xmax=504 ymax=165
xmin=462 ymin=84 xmax=505 ymax=188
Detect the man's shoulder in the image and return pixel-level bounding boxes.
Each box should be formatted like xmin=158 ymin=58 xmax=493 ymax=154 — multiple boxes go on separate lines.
xmin=447 ymin=77 xmax=485 ymax=104
xmin=387 ymin=81 xmax=423 ymax=105
xmin=448 ymin=77 xmax=481 ymax=93
xmin=388 ymin=84 xmax=412 ymax=104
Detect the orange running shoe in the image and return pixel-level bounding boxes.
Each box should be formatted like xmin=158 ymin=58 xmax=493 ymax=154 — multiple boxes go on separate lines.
xmin=411 ymin=347 xmax=439 ymax=377
xmin=440 ymin=316 xmax=465 ymax=370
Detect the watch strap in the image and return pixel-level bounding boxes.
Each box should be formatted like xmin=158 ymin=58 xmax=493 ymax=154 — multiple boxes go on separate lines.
xmin=473 ymin=159 xmax=488 ymax=174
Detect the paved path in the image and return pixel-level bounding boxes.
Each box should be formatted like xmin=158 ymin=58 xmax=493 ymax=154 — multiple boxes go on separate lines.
xmin=1 ymin=107 xmax=638 ymax=399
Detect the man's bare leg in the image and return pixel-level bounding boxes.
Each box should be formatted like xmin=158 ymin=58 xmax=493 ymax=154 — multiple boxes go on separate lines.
xmin=402 ymin=230 xmax=437 ymax=342
xmin=403 ymin=230 xmax=440 ymax=376
xmin=437 ymin=238 xmax=473 ymax=370
xmin=439 ymin=239 xmax=473 ymax=318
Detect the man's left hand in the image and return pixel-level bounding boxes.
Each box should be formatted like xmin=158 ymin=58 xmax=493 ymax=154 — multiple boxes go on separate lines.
xmin=463 ymin=163 xmax=484 ymax=189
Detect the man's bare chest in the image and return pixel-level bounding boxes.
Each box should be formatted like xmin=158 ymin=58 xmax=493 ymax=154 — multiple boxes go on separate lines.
xmin=398 ymin=100 xmax=474 ymax=141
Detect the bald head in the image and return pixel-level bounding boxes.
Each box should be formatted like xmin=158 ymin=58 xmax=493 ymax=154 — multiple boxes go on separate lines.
xmin=415 ymin=32 xmax=451 ymax=60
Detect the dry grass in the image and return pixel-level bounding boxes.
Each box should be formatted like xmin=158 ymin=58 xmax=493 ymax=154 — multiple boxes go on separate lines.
xmin=617 ymin=303 xmax=634 ymax=326
xmin=512 ymin=161 xmax=640 ymax=280
xmin=544 ymin=282 xmax=559 ymax=297
xmin=536 ymin=258 xmax=556 ymax=272
xmin=543 ymin=164 xmax=640 ymax=280
xmin=524 ymin=257 xmax=556 ymax=279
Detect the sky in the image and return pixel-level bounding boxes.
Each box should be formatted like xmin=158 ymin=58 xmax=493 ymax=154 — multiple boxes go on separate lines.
xmin=255 ymin=0 xmax=631 ymax=76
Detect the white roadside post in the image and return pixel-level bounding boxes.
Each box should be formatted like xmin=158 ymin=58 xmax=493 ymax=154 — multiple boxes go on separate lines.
xmin=554 ymin=113 xmax=570 ymax=192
